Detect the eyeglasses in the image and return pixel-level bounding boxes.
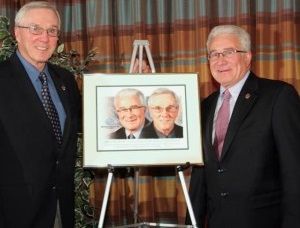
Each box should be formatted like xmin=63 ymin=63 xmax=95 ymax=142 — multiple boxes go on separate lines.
xmin=150 ymin=105 xmax=178 ymax=113
xmin=17 ymin=24 xmax=60 ymax=37
xmin=208 ymin=48 xmax=247 ymax=61
xmin=116 ymin=105 xmax=144 ymax=114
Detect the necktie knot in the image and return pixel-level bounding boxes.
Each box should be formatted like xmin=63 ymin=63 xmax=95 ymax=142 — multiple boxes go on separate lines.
xmin=223 ymin=89 xmax=231 ymax=101
xmin=128 ymin=134 xmax=135 ymax=139
xmin=39 ymin=72 xmax=48 ymax=84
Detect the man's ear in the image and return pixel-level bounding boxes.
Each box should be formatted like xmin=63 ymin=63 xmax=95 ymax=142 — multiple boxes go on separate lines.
xmin=14 ymin=27 xmax=20 ymax=43
xmin=246 ymin=51 xmax=252 ymax=67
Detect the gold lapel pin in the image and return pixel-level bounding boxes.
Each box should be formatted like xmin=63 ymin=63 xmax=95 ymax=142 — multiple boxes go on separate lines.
xmin=245 ymin=93 xmax=251 ymax=99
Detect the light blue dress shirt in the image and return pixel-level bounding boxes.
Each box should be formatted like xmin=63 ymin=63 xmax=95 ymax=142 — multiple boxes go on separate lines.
xmin=16 ymin=51 xmax=66 ymax=132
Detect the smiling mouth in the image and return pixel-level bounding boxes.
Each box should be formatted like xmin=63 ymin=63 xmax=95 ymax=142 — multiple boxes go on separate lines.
xmin=126 ymin=119 xmax=137 ymax=123
xmin=160 ymin=119 xmax=172 ymax=123
xmin=36 ymin=46 xmax=48 ymax=51
xmin=218 ymin=69 xmax=230 ymax=73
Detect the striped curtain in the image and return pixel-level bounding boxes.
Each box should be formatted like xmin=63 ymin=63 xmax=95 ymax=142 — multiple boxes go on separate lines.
xmin=1 ymin=0 xmax=299 ymax=226
xmin=55 ymin=0 xmax=300 ymax=97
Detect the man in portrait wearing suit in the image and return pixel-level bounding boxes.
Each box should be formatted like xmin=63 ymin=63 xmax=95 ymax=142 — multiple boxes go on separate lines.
xmin=110 ymin=88 xmax=149 ymax=139
xmin=143 ymin=88 xmax=183 ymax=138
xmin=187 ymin=25 xmax=300 ymax=228
xmin=0 ymin=2 xmax=80 ymax=228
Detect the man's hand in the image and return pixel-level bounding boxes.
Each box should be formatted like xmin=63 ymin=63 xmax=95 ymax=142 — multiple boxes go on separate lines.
xmin=132 ymin=58 xmax=151 ymax=73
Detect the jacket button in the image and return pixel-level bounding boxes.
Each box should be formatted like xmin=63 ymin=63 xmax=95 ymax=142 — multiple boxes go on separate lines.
xmin=56 ymin=160 xmax=59 ymax=165
xmin=52 ymin=186 xmax=56 ymax=190
xmin=220 ymin=192 xmax=229 ymax=197
xmin=217 ymin=168 xmax=224 ymax=173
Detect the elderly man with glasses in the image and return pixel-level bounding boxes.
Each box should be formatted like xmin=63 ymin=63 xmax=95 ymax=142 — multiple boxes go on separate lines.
xmin=109 ymin=88 xmax=150 ymax=139
xmin=142 ymin=88 xmax=183 ymax=138
xmin=0 ymin=1 xmax=80 ymax=228
xmin=187 ymin=25 xmax=300 ymax=228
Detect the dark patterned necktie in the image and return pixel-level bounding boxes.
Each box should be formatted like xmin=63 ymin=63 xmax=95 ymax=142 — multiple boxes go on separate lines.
xmin=39 ymin=72 xmax=63 ymax=146
xmin=128 ymin=134 xmax=135 ymax=139
xmin=214 ymin=89 xmax=231 ymax=159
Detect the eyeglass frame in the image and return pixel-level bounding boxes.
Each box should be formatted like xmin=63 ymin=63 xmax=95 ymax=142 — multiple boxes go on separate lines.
xmin=116 ymin=105 xmax=145 ymax=114
xmin=208 ymin=48 xmax=247 ymax=61
xmin=16 ymin=24 xmax=60 ymax=37
xmin=150 ymin=105 xmax=178 ymax=113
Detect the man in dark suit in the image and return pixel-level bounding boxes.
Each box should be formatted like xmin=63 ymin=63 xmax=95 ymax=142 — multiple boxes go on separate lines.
xmin=143 ymin=88 xmax=183 ymax=138
xmin=109 ymin=88 xmax=149 ymax=139
xmin=0 ymin=2 xmax=80 ymax=228
xmin=187 ymin=25 xmax=300 ymax=228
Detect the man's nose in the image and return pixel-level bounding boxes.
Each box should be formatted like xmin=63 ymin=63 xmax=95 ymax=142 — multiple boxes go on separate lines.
xmin=160 ymin=108 xmax=169 ymax=115
xmin=39 ymin=31 xmax=50 ymax=41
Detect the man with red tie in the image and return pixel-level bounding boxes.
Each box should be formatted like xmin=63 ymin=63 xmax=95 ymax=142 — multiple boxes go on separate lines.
xmin=187 ymin=25 xmax=300 ymax=228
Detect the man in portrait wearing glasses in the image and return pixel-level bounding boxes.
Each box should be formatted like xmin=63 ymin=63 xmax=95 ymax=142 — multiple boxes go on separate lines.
xmin=187 ymin=25 xmax=300 ymax=228
xmin=143 ymin=88 xmax=183 ymax=138
xmin=109 ymin=88 xmax=149 ymax=139
xmin=0 ymin=2 xmax=80 ymax=228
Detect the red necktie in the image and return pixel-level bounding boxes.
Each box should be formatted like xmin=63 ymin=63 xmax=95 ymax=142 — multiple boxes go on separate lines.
xmin=214 ymin=89 xmax=231 ymax=159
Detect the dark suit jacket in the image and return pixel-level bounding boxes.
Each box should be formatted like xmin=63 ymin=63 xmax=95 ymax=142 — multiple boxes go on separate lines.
xmin=142 ymin=122 xmax=183 ymax=138
xmin=0 ymin=54 xmax=80 ymax=228
xmin=188 ymin=72 xmax=300 ymax=228
xmin=109 ymin=119 xmax=150 ymax=139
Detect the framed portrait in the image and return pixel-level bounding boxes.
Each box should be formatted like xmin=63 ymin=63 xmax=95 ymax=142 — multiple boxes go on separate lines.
xmin=83 ymin=73 xmax=202 ymax=168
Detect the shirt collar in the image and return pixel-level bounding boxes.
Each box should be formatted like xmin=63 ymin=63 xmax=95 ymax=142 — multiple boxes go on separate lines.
xmin=220 ymin=70 xmax=250 ymax=100
xmin=155 ymin=127 xmax=176 ymax=138
xmin=16 ymin=50 xmax=50 ymax=81
xmin=125 ymin=126 xmax=143 ymax=139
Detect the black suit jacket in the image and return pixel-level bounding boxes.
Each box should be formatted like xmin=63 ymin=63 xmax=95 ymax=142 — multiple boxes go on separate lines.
xmin=109 ymin=119 xmax=150 ymax=139
xmin=188 ymin=73 xmax=300 ymax=228
xmin=142 ymin=122 xmax=183 ymax=138
xmin=0 ymin=54 xmax=80 ymax=227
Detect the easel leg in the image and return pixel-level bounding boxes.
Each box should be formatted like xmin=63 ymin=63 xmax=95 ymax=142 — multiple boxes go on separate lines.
xmin=129 ymin=44 xmax=138 ymax=73
xmin=138 ymin=44 xmax=143 ymax=73
xmin=177 ymin=165 xmax=198 ymax=228
xmin=98 ymin=165 xmax=114 ymax=228
xmin=144 ymin=45 xmax=156 ymax=73
xmin=133 ymin=167 xmax=140 ymax=223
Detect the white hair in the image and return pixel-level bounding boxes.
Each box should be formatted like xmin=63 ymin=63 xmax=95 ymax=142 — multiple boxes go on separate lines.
xmin=15 ymin=1 xmax=61 ymax=29
xmin=206 ymin=25 xmax=251 ymax=52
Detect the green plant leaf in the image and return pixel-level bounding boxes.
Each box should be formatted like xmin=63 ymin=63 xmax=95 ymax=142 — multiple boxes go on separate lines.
xmin=0 ymin=29 xmax=8 ymax=39
xmin=57 ymin=43 xmax=65 ymax=53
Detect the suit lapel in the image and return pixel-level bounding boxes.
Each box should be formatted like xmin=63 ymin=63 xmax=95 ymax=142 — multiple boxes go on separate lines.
xmin=205 ymin=92 xmax=219 ymax=161
xmin=10 ymin=54 xmax=52 ymax=130
xmin=220 ymin=73 xmax=259 ymax=160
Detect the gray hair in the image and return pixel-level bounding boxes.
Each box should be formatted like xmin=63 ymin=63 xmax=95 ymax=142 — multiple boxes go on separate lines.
xmin=206 ymin=25 xmax=251 ymax=52
xmin=148 ymin=88 xmax=179 ymax=107
xmin=114 ymin=88 xmax=146 ymax=108
xmin=15 ymin=1 xmax=61 ymax=29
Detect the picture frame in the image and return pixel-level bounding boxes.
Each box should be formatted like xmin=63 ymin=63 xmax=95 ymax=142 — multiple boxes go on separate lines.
xmin=83 ymin=73 xmax=202 ymax=168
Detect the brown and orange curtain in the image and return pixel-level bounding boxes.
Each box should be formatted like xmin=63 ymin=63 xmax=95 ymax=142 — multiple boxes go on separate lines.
xmin=1 ymin=0 xmax=299 ymax=226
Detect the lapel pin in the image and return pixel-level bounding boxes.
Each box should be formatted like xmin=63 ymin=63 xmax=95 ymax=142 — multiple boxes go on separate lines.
xmin=61 ymin=85 xmax=66 ymax=91
xmin=245 ymin=93 xmax=251 ymax=99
